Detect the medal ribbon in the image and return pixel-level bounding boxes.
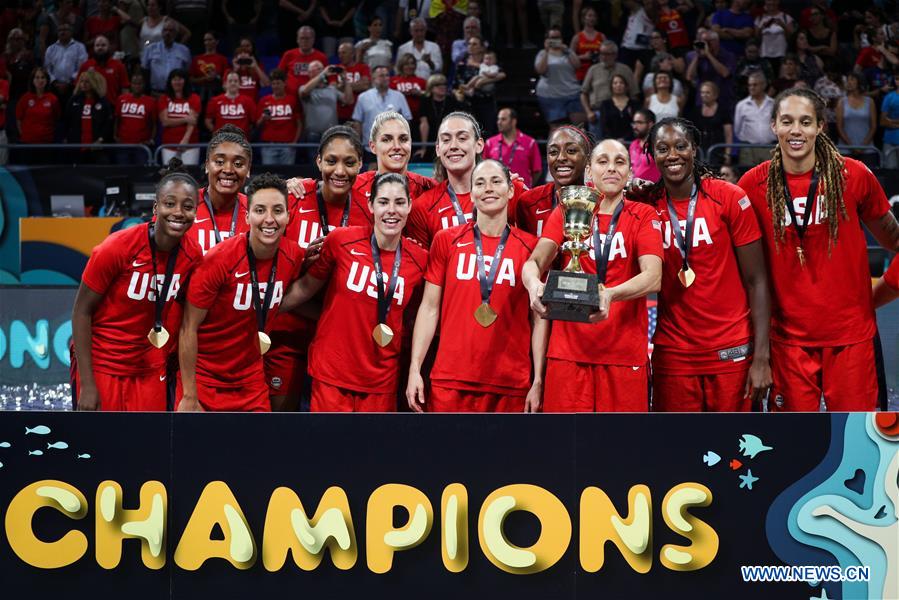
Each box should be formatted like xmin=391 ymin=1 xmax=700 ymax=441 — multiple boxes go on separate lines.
xmin=370 ymin=233 xmax=402 ymax=326
xmin=781 ymin=167 xmax=819 ymax=244
xmin=203 ymin=188 xmax=241 ymax=244
xmin=245 ymin=235 xmax=279 ymax=333
xmin=591 ymin=200 xmax=624 ymax=285
xmin=316 ymin=188 xmax=351 ymax=235
xmin=665 ymin=185 xmax=698 ymax=273
xmin=497 ymin=139 xmax=518 ymax=167
xmin=147 ymin=223 xmax=179 ymax=333
xmin=473 ymin=224 xmax=511 ymax=307
xmin=446 ymin=185 xmax=469 ymax=223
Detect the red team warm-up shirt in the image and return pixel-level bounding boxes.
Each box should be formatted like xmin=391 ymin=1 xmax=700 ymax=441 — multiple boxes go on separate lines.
xmin=269 ymin=181 xmax=373 ymax=352
xmin=425 ymin=223 xmax=537 ymax=394
xmin=205 ymin=94 xmax=256 ymax=137
xmin=652 ymin=178 xmax=762 ymax=374
xmin=407 ymin=179 xmax=526 ymax=247
xmin=81 ymin=223 xmax=202 ymax=375
xmin=516 ymin=183 xmax=558 ymax=237
xmin=306 ymin=227 xmax=428 ymax=393
xmin=158 ymin=94 xmax=201 ymax=144
xmin=224 ymin=68 xmax=261 ymax=101
xmin=194 ymin=189 xmax=250 ymax=255
xmin=116 ymin=93 xmax=156 ymax=143
xmin=739 ymin=158 xmax=890 ymax=347
xmin=541 ymin=200 xmax=664 ymax=366
xmin=353 ymin=170 xmax=437 ymax=207
xmin=186 ymin=234 xmax=304 ymax=388
xmin=16 ymin=92 xmax=61 ymax=143
xmin=256 ymin=94 xmax=300 ymax=143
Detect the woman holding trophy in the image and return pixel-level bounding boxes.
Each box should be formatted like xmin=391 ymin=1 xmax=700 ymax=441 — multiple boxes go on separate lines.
xmin=406 ymin=159 xmax=548 ymax=413
xmin=522 ymin=139 xmax=663 ymax=412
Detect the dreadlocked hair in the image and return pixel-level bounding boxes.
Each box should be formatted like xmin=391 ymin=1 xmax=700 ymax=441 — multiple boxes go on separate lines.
xmin=766 ymin=88 xmax=846 ymax=250
xmin=644 ymin=117 xmax=718 ymax=203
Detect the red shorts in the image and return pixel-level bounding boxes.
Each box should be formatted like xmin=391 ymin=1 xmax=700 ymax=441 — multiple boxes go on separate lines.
xmin=263 ymin=342 xmax=307 ymax=397
xmin=770 ymin=339 xmax=877 ymax=412
xmin=652 ymin=368 xmax=751 ymax=412
xmin=175 ymin=372 xmax=271 ymax=412
xmin=543 ymin=358 xmax=649 ymax=412
xmin=428 ymin=384 xmax=526 ymax=413
xmin=310 ymin=380 xmax=396 ymax=412
xmin=73 ymin=369 xmax=167 ymax=411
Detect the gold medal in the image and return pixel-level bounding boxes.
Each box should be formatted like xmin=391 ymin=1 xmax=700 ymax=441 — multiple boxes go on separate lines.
xmin=147 ymin=326 xmax=170 ymax=348
xmin=796 ymin=246 xmax=806 ymax=268
xmin=258 ymin=331 xmax=272 ymax=355
xmin=678 ymin=267 xmax=696 ymax=288
xmin=372 ymin=323 xmax=394 ymax=347
xmin=474 ymin=303 xmax=498 ymax=327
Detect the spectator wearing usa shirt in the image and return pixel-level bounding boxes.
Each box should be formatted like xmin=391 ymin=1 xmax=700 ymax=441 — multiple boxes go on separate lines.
xmin=256 ymin=69 xmax=302 ymax=166
xmin=158 ymin=68 xmax=202 ymax=165
xmin=391 ymin=53 xmax=427 ymax=120
xmin=278 ymin=25 xmax=328 ymax=98
xmin=78 ymin=35 xmax=130 ymax=104
xmin=335 ymin=41 xmax=371 ymax=125
xmin=225 ymin=37 xmax=271 ymax=102
xmin=141 ymin=20 xmax=191 ymax=93
xmin=114 ymin=70 xmax=156 ymax=165
xmin=205 ymin=71 xmax=256 ymax=138
xmin=44 ymin=22 xmax=87 ymax=103
xmin=483 ymin=107 xmax=542 ymax=188
xmin=15 ymin=67 xmax=61 ymax=164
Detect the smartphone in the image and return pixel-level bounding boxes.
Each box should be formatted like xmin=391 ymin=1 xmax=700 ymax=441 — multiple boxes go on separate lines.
xmin=331 ymin=66 xmax=345 ymax=74
xmin=693 ymin=41 xmax=706 ymax=50
xmin=236 ymin=57 xmax=253 ymax=66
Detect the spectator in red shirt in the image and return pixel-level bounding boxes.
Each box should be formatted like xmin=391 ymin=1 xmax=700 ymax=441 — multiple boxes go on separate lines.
xmin=335 ymin=41 xmax=370 ymax=125
xmin=15 ymin=67 xmax=61 ymax=163
xmin=278 ymin=25 xmax=328 ymax=98
xmin=65 ymin=70 xmax=114 ymax=163
xmin=225 ymin=37 xmax=270 ymax=102
xmin=256 ymin=68 xmax=302 ymax=165
xmin=158 ymin=68 xmax=202 ymax=165
xmin=114 ymin=71 xmax=156 ymax=165
xmin=84 ymin=0 xmax=121 ymax=50
xmin=204 ymin=71 xmax=256 ymax=137
xmin=391 ymin=53 xmax=427 ymax=120
xmin=77 ymin=35 xmax=129 ymax=103
xmin=190 ymin=30 xmax=229 ymax=104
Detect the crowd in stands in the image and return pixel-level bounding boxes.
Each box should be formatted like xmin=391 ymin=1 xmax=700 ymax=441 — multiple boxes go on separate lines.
xmin=2 ymin=0 xmax=899 ymax=175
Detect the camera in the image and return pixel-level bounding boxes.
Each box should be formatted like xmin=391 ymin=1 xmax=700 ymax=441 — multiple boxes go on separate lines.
xmin=236 ymin=57 xmax=253 ymax=66
xmin=693 ymin=41 xmax=706 ymax=50
xmin=331 ymin=66 xmax=345 ymax=74
xmin=549 ymin=39 xmax=562 ymax=49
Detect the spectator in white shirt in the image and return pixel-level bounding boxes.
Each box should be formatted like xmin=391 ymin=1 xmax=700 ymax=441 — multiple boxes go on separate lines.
xmin=754 ymin=0 xmax=794 ymax=73
xmin=44 ymin=23 xmax=87 ymax=101
xmin=396 ymin=18 xmax=443 ymax=80
xmin=733 ymin=71 xmax=776 ymax=165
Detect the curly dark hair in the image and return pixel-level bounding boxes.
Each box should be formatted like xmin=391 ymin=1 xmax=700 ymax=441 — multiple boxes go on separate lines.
xmin=246 ymin=172 xmax=288 ymax=207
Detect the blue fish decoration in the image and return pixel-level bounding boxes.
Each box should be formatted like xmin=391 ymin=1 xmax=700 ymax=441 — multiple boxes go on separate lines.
xmin=76 ymin=453 xmax=91 ymax=459
xmin=28 ymin=450 xmax=43 ymax=456
xmin=0 ymin=442 xmax=11 ymax=448
xmin=47 ymin=442 xmax=69 ymax=450
xmin=25 ymin=426 xmax=51 ymax=435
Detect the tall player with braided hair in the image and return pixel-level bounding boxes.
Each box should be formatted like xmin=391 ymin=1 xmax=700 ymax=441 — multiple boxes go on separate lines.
xmin=738 ymin=88 xmax=899 ymax=411
xmin=72 ymin=164 xmax=202 ymax=411
xmin=515 ymin=125 xmax=593 ymax=237
xmin=631 ymin=117 xmax=771 ymax=412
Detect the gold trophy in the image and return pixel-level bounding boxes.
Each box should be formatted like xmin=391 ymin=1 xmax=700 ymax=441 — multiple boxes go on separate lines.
xmin=542 ymin=185 xmax=601 ymax=322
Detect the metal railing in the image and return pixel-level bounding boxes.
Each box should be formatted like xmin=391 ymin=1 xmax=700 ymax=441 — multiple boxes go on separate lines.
xmin=708 ymin=143 xmax=884 ymax=167
xmin=0 ymin=143 xmax=154 ymax=164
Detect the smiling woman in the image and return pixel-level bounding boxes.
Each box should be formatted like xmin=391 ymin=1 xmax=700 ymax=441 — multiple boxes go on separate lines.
xmin=71 ymin=164 xmax=202 ymax=412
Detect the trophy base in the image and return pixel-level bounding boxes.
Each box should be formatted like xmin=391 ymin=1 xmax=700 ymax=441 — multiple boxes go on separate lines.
xmin=542 ymin=270 xmax=599 ymax=323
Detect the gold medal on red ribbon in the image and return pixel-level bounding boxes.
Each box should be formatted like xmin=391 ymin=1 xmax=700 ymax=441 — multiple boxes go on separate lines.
xmin=258 ymin=331 xmax=272 ymax=355
xmin=372 ymin=323 xmax=394 ymax=347
xmin=796 ymin=246 xmax=806 ymax=268
xmin=678 ymin=267 xmax=696 ymax=288
xmin=474 ymin=303 xmax=498 ymax=327
xmin=147 ymin=326 xmax=170 ymax=349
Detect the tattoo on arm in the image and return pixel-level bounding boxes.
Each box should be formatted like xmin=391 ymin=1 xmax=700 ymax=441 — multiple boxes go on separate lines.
xmin=879 ymin=211 xmax=899 ymax=251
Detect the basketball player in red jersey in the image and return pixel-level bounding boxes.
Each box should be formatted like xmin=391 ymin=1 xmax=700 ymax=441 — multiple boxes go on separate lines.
xmin=407 ymin=111 xmax=527 ymax=247
xmin=637 ymin=118 xmax=771 ymax=412
xmin=407 ymin=159 xmax=547 ymax=413
xmin=516 ymin=125 xmax=593 ymax=237
xmin=875 ymin=257 xmax=899 ymax=308
xmin=72 ymin=168 xmax=202 ymax=411
xmin=194 ymin=124 xmax=252 ymax=255
xmin=738 ymin=88 xmax=899 ymax=411
xmin=280 ymin=173 xmax=428 ymax=412
xmin=264 ymin=126 xmax=371 ymax=411
xmin=178 ymin=174 xmax=305 ymax=412
xmin=522 ymin=139 xmax=663 ymax=412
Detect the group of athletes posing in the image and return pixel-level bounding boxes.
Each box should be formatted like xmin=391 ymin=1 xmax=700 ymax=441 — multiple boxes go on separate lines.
xmin=70 ymin=86 xmax=899 ymax=413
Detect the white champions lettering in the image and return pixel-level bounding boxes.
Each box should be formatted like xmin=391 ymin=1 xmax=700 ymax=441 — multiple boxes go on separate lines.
xmin=126 ymin=273 xmax=182 ymax=302
xmin=346 ymin=262 xmax=406 ymax=305
xmin=233 ymin=281 xmax=285 ymax=311
xmin=455 ymin=255 xmax=517 ymax=287
xmin=587 ymin=231 xmax=628 ymax=261
xmin=440 ymin=212 xmax=474 ymax=231
xmin=662 ymin=218 xmax=712 ymax=250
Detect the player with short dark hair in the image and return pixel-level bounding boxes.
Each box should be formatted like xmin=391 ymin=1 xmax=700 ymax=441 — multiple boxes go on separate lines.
xmin=178 ymin=172 xmax=305 ymax=412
